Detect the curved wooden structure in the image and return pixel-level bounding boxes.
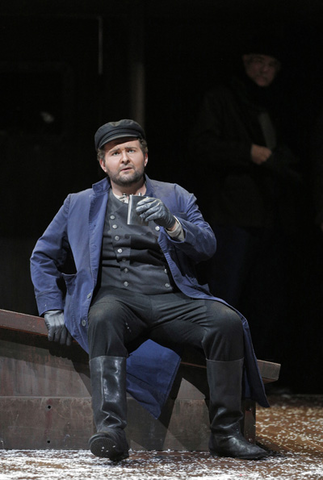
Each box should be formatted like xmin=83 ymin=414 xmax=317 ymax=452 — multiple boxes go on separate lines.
xmin=0 ymin=309 xmax=280 ymax=450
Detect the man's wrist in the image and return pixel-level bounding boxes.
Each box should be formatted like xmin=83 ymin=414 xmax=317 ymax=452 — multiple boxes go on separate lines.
xmin=166 ymin=217 xmax=178 ymax=232
xmin=166 ymin=217 xmax=184 ymax=240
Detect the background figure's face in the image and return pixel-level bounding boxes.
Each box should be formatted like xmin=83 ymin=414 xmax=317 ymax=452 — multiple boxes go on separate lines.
xmin=242 ymin=54 xmax=281 ymax=87
xmin=99 ymin=137 xmax=148 ymax=189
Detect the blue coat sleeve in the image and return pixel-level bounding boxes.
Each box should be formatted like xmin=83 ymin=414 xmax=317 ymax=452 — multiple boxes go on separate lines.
xmin=30 ymin=196 xmax=72 ymax=315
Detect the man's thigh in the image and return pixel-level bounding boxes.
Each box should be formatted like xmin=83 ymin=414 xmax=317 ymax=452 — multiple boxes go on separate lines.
xmin=88 ymin=288 xmax=238 ymax=357
xmin=148 ymin=294 xmax=223 ymax=350
xmin=88 ymin=288 xmax=152 ymax=357
xmin=148 ymin=294 xmax=243 ymax=360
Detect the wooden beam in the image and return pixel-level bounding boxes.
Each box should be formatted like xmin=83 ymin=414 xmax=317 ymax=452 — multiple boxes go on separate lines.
xmin=0 ymin=309 xmax=47 ymax=336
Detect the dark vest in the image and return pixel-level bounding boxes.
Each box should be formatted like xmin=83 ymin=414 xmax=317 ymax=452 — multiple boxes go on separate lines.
xmin=100 ymin=193 xmax=177 ymax=294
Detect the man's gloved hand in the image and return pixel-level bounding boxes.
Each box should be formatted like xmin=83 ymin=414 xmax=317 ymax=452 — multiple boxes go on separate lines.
xmin=44 ymin=310 xmax=72 ymax=346
xmin=136 ymin=197 xmax=176 ymax=230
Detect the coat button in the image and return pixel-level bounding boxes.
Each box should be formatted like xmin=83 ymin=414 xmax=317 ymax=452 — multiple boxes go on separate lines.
xmin=87 ymin=292 xmax=92 ymax=299
xmin=81 ymin=319 xmax=87 ymax=327
xmin=155 ymin=226 xmax=160 ymax=231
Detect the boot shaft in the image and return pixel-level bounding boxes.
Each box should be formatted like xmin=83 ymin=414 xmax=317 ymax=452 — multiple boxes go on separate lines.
xmin=207 ymin=358 xmax=244 ymax=434
xmin=89 ymin=355 xmax=127 ymax=431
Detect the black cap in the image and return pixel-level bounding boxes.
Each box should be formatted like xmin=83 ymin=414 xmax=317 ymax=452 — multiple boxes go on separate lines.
xmin=94 ymin=119 xmax=146 ymax=151
xmin=242 ymin=33 xmax=284 ymax=63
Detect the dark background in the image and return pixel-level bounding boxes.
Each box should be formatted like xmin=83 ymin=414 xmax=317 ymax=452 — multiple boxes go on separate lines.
xmin=1 ymin=0 xmax=323 ymax=392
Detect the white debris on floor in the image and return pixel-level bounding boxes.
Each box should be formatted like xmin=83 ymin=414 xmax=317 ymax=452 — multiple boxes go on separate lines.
xmin=1 ymin=395 xmax=323 ymax=479
xmin=0 ymin=448 xmax=322 ymax=480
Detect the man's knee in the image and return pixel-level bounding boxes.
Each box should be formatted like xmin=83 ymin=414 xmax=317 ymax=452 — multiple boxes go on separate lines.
xmin=88 ymin=298 xmax=129 ymax=358
xmin=218 ymin=308 xmax=243 ymax=338
xmin=203 ymin=305 xmax=244 ymax=360
xmin=207 ymin=302 xmax=243 ymax=336
xmin=88 ymin=298 xmax=127 ymax=338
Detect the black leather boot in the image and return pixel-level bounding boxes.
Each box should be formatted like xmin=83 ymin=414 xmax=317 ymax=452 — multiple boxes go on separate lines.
xmin=88 ymin=356 xmax=129 ymax=461
xmin=207 ymin=358 xmax=269 ymax=460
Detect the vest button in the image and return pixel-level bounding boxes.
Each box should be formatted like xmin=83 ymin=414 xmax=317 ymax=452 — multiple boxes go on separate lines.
xmin=117 ymin=248 xmax=123 ymax=253
xmin=155 ymin=226 xmax=160 ymax=231
xmin=123 ymin=281 xmax=129 ymax=287
xmin=112 ymin=224 xmax=118 ymax=229
xmin=110 ymin=215 xmax=116 ymax=220
xmin=124 ymin=268 xmax=129 ymax=273
xmin=165 ymin=283 xmax=171 ymax=288
xmin=115 ymin=235 xmax=120 ymax=241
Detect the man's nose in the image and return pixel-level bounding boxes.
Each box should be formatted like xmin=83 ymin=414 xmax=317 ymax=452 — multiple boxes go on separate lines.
xmin=260 ymin=63 xmax=269 ymax=72
xmin=121 ymin=150 xmax=130 ymax=162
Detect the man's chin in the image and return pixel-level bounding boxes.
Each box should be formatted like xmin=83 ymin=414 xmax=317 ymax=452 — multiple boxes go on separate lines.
xmin=115 ymin=174 xmax=142 ymax=187
xmin=255 ymin=78 xmax=271 ymax=88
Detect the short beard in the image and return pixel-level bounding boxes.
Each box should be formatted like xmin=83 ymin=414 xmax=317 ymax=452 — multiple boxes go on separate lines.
xmin=108 ymin=168 xmax=144 ymax=187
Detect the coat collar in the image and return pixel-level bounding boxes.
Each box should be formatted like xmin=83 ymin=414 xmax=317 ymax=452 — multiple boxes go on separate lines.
xmin=92 ymin=177 xmax=110 ymax=195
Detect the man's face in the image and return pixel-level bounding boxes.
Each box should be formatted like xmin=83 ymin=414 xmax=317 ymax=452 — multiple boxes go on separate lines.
xmin=242 ymin=54 xmax=281 ymax=87
xmin=99 ymin=137 xmax=148 ymax=188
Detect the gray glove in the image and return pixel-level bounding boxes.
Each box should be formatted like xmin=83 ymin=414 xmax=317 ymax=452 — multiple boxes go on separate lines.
xmin=44 ymin=310 xmax=72 ymax=346
xmin=136 ymin=197 xmax=176 ymax=230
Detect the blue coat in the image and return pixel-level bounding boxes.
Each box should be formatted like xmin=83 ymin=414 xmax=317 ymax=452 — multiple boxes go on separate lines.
xmin=30 ymin=175 xmax=269 ymax=417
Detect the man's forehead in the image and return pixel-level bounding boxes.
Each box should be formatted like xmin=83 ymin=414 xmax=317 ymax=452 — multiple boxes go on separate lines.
xmin=104 ymin=137 xmax=140 ymax=151
xmin=247 ymin=53 xmax=280 ymax=63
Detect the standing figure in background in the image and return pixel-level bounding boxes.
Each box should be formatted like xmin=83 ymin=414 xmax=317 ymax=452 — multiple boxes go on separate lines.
xmin=191 ymin=40 xmax=302 ymax=362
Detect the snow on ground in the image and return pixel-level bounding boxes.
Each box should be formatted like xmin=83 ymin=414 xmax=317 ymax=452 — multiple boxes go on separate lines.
xmin=1 ymin=448 xmax=323 ymax=480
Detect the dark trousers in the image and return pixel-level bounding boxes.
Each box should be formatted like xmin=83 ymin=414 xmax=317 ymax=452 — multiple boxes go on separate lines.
xmin=88 ymin=287 xmax=244 ymax=362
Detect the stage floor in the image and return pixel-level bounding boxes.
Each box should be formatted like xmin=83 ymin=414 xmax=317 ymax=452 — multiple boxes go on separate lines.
xmin=1 ymin=394 xmax=322 ymax=479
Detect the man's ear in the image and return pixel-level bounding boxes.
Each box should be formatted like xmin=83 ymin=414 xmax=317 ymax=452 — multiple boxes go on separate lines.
xmin=99 ymin=158 xmax=107 ymax=173
xmin=144 ymin=155 xmax=148 ymax=167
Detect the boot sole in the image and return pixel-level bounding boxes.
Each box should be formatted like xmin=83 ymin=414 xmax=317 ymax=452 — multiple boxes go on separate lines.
xmin=210 ymin=450 xmax=269 ymax=460
xmin=89 ymin=434 xmax=129 ymax=461
xmin=209 ymin=434 xmax=270 ymax=460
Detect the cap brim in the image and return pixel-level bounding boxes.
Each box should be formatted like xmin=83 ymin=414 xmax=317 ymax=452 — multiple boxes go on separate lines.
xmin=98 ymin=133 xmax=141 ymax=150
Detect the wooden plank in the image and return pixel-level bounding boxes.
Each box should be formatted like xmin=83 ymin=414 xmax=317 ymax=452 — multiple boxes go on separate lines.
xmin=0 ymin=309 xmax=47 ymax=336
xmin=181 ymin=359 xmax=281 ymax=384
xmin=0 ymin=397 xmax=94 ymax=450
xmin=257 ymin=359 xmax=281 ymax=383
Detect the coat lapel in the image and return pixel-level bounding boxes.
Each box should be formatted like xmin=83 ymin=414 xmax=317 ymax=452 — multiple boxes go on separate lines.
xmin=88 ymin=178 xmax=109 ymax=278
